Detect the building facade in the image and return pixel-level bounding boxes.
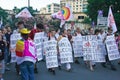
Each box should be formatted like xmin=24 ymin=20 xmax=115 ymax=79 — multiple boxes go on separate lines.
xmin=40 ymin=3 xmax=60 ymax=14
xmin=60 ymin=0 xmax=88 ymax=13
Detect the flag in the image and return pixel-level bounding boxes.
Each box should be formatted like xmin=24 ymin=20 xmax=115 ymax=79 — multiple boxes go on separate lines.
xmin=51 ymin=11 xmax=64 ymax=20
xmin=107 ymin=6 xmax=117 ymax=33
xmin=0 ymin=17 xmax=3 ymax=29
xmin=15 ymin=8 xmax=33 ymax=18
xmin=51 ymin=3 xmax=73 ymax=28
xmin=60 ymin=20 xmax=65 ymax=28
xmin=33 ymin=23 xmax=36 ymax=29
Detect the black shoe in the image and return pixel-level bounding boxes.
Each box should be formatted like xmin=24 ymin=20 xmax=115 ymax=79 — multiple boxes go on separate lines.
xmin=118 ymin=62 xmax=120 ymax=65
xmin=92 ymin=64 xmax=96 ymax=68
xmin=52 ymin=70 xmax=55 ymax=75
xmin=101 ymin=63 xmax=106 ymax=68
xmin=111 ymin=67 xmax=117 ymax=71
xmin=67 ymin=69 xmax=71 ymax=72
xmin=34 ymin=68 xmax=38 ymax=73
xmin=75 ymin=60 xmax=80 ymax=64
xmin=58 ymin=66 xmax=61 ymax=70
xmin=48 ymin=68 xmax=52 ymax=72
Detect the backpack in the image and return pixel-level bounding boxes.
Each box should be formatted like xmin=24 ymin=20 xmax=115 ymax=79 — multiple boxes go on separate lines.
xmin=0 ymin=41 xmax=5 ymax=61
xmin=15 ymin=40 xmax=24 ymax=57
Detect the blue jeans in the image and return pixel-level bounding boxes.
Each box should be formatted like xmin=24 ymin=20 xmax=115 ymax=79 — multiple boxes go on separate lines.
xmin=4 ymin=47 xmax=9 ymax=64
xmin=19 ymin=61 xmax=34 ymax=80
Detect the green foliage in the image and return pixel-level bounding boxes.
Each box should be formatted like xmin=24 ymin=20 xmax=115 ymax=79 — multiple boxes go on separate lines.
xmin=0 ymin=7 xmax=8 ymax=25
xmin=82 ymin=17 xmax=91 ymax=24
xmin=87 ymin=0 xmax=120 ymax=30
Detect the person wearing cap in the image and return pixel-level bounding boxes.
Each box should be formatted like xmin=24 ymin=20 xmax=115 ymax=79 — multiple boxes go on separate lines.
xmin=15 ymin=28 xmax=37 ymax=80
xmin=29 ymin=23 xmax=44 ymax=73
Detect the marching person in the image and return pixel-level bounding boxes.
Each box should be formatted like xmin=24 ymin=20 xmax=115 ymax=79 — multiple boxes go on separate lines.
xmin=74 ymin=27 xmax=82 ymax=64
xmin=29 ymin=23 xmax=44 ymax=73
xmin=0 ymin=31 xmax=5 ymax=80
xmin=101 ymin=27 xmax=117 ymax=71
xmin=13 ymin=21 xmax=25 ymax=75
xmin=57 ymin=29 xmax=73 ymax=72
xmin=5 ymin=26 xmax=12 ymax=65
xmin=85 ymin=27 xmax=96 ymax=71
xmin=44 ymin=27 xmax=58 ymax=75
xmin=15 ymin=28 xmax=37 ymax=80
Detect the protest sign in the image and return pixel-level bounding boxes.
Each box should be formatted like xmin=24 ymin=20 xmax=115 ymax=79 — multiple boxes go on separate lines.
xmin=10 ymin=33 xmax=21 ymax=62
xmin=34 ymin=32 xmax=44 ymax=61
xmin=94 ymin=39 xmax=106 ymax=62
xmin=73 ymin=36 xmax=83 ymax=57
xmin=82 ymin=35 xmax=98 ymax=61
xmin=44 ymin=40 xmax=58 ymax=68
xmin=106 ymin=35 xmax=120 ymax=60
xmin=58 ymin=37 xmax=73 ymax=64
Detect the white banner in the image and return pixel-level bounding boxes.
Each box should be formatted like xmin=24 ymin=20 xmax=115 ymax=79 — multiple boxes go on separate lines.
xmin=73 ymin=36 xmax=83 ymax=57
xmin=106 ymin=35 xmax=120 ymax=60
xmin=94 ymin=39 xmax=106 ymax=62
xmin=34 ymin=32 xmax=44 ymax=61
xmin=10 ymin=33 xmax=21 ymax=63
xmin=82 ymin=35 xmax=98 ymax=61
xmin=97 ymin=17 xmax=107 ymax=26
xmin=44 ymin=40 xmax=58 ymax=68
xmin=58 ymin=37 xmax=73 ymax=64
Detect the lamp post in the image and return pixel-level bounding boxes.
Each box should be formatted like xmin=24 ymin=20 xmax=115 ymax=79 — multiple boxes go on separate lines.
xmin=28 ymin=0 xmax=30 ymax=8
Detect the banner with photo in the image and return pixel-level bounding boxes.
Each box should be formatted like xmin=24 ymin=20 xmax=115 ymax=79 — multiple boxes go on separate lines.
xmin=44 ymin=40 xmax=58 ymax=68
xmin=73 ymin=36 xmax=83 ymax=57
xmin=106 ymin=35 xmax=120 ymax=60
xmin=82 ymin=35 xmax=98 ymax=61
xmin=10 ymin=33 xmax=21 ymax=63
xmin=34 ymin=32 xmax=44 ymax=61
xmin=58 ymin=37 xmax=73 ymax=64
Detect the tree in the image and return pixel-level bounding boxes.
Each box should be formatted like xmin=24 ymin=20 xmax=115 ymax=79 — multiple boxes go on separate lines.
xmin=87 ymin=0 xmax=120 ymax=30
xmin=0 ymin=7 xmax=8 ymax=25
xmin=13 ymin=6 xmax=20 ymax=14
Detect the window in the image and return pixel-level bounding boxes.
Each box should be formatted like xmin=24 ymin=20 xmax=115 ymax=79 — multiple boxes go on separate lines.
xmin=78 ymin=16 xmax=84 ymax=19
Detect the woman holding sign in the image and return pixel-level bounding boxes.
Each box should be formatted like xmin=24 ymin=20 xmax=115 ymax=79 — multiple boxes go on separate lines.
xmin=84 ymin=27 xmax=96 ymax=71
xmin=16 ymin=28 xmax=37 ymax=80
xmin=58 ymin=29 xmax=73 ymax=72
xmin=44 ymin=28 xmax=58 ymax=75
xmin=101 ymin=27 xmax=117 ymax=71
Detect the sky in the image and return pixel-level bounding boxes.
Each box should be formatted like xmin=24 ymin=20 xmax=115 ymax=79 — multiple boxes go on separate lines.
xmin=0 ymin=0 xmax=60 ymax=10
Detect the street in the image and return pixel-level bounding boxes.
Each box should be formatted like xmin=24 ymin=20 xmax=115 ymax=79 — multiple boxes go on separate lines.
xmin=4 ymin=59 xmax=120 ymax=80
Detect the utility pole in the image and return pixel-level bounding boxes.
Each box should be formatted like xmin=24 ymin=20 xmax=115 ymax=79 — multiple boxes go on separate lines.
xmin=28 ymin=0 xmax=30 ymax=8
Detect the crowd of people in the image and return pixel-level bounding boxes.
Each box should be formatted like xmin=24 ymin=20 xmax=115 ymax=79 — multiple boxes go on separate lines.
xmin=0 ymin=21 xmax=120 ymax=80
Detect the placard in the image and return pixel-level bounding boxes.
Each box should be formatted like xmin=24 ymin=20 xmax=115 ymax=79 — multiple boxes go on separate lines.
xmin=58 ymin=37 xmax=73 ymax=64
xmin=106 ymin=35 xmax=120 ymax=60
xmin=44 ymin=40 xmax=58 ymax=68
xmin=73 ymin=36 xmax=83 ymax=57
xmin=94 ymin=39 xmax=106 ymax=62
xmin=34 ymin=32 xmax=44 ymax=61
xmin=10 ymin=33 xmax=21 ymax=62
xmin=82 ymin=35 xmax=98 ymax=61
